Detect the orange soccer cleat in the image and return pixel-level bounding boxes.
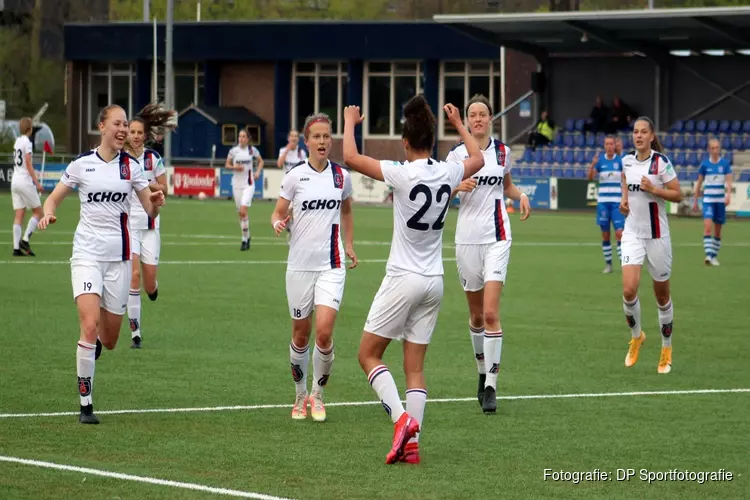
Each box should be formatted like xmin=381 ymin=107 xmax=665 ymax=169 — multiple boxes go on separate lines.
xmin=385 ymin=413 xmax=420 ymax=464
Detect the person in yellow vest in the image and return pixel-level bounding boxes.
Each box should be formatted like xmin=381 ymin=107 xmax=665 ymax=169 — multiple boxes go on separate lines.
xmin=527 ymin=110 xmax=557 ymax=151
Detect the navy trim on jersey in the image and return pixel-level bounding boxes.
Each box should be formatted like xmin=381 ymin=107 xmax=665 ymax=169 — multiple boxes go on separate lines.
xmin=648 ymin=202 xmax=661 ymax=238
xmin=494 ymin=199 xmax=507 ymax=241
xmin=449 ymin=141 xmax=465 ymax=152
xmin=288 ymin=160 xmax=306 ymax=172
xmin=330 ymin=224 xmax=341 ymax=268
xmin=120 ymin=212 xmax=131 ymax=260
xmin=147 ymin=216 xmax=155 ymax=230
xmin=73 ymin=150 xmax=96 ymax=162
xmin=648 ymin=154 xmax=660 ymax=175
xmin=492 ymin=138 xmax=507 ymax=166
xmin=145 ymin=147 xmax=161 ymax=160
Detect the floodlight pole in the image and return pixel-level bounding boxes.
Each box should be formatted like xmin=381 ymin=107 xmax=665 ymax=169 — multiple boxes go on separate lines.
xmin=500 ymin=46 xmax=507 ymax=143
xmin=165 ymin=0 xmax=174 ymax=166
xmin=143 ymin=0 xmax=149 ymax=21
xmin=648 ymin=0 xmax=654 ymax=9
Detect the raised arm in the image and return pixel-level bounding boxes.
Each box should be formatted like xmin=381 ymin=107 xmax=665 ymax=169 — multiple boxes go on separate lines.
xmin=343 ymin=106 xmax=385 ymax=182
xmin=276 ymin=147 xmax=289 ymax=168
xmin=587 ymin=156 xmax=599 ymax=181
xmin=444 ymin=104 xmax=484 ymax=179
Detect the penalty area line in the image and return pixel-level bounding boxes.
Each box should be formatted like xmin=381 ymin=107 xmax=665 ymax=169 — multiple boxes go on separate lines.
xmin=0 ymin=388 xmax=747 ymax=419
xmin=0 ymin=455 xmax=294 ymax=500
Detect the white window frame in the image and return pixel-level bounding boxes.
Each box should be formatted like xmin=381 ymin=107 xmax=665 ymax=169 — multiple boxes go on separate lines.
xmin=363 ymin=61 xmax=423 ymax=138
xmin=87 ymin=63 xmax=133 ymax=134
xmin=156 ymin=62 xmax=204 ymax=110
xmin=291 ymin=62 xmax=348 ymax=137
xmin=438 ymin=61 xmax=501 ymax=140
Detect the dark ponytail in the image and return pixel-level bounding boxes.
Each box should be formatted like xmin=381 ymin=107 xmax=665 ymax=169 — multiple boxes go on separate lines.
xmin=634 ymin=116 xmax=663 ymax=153
xmin=126 ymin=102 xmax=178 ymax=155
xmin=402 ymin=95 xmax=436 ymax=152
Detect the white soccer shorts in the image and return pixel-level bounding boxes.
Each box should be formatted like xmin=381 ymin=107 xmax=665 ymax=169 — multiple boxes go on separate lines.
xmin=71 ymin=259 xmax=132 ymax=315
xmin=130 ymin=229 xmax=161 ymax=265
xmin=456 ymin=240 xmax=512 ymax=292
xmin=11 ymin=183 xmax=41 ymax=210
xmin=285 ymin=268 xmax=346 ymax=319
xmin=233 ymin=184 xmax=253 ymax=209
xmin=621 ymin=234 xmax=672 ymax=282
xmin=364 ymin=273 xmax=444 ymax=345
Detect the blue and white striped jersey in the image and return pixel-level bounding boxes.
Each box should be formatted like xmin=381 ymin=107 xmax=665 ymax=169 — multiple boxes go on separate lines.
xmin=698 ymin=157 xmax=732 ymax=204
xmin=594 ymin=153 xmax=623 ymax=204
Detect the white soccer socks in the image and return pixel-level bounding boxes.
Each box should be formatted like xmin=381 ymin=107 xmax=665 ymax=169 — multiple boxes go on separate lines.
xmin=623 ymin=297 xmax=642 ymax=338
xmin=657 ymin=299 xmax=673 ymax=348
xmin=367 ymin=365 xmax=405 ymax=424
xmin=483 ymin=331 xmax=503 ymax=389
xmin=290 ymin=342 xmax=310 ymax=396
xmin=128 ymin=289 xmax=141 ymax=338
xmin=311 ymin=343 xmax=334 ymax=394
xmin=405 ymin=388 xmax=427 ymax=444
xmin=77 ymin=341 xmax=96 ymax=406
xmin=469 ymin=325 xmax=485 ymax=374
xmin=23 ymin=216 xmax=38 ymax=242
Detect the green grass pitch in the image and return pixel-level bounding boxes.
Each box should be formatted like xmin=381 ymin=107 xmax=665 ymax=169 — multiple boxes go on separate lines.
xmin=0 ymin=192 xmax=748 ymax=499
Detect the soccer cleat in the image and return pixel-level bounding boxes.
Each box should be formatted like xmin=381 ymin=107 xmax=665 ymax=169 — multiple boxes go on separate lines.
xmin=658 ymin=346 xmax=672 ymax=374
xmin=400 ymin=442 xmax=420 ymax=464
xmin=482 ymin=386 xmax=497 ymax=415
xmin=709 ymin=257 xmax=720 ymax=267
xmin=247 ymin=237 xmax=251 ymax=250
xmin=602 ymin=263 xmax=613 ymax=274
xmin=12 ymin=249 xmax=25 ymax=257
xmin=291 ymin=393 xmax=308 ymax=420
xmin=131 ymin=335 xmax=142 ymax=349
xmin=477 ymin=373 xmax=486 ymax=407
xmin=95 ymin=339 xmax=102 ymax=360
xmin=147 ymin=288 xmax=158 ymax=301
xmin=385 ymin=412 xmax=420 ymax=464
xmin=19 ymin=240 xmax=35 ymax=256
xmin=79 ymin=404 xmax=100 ymax=424
xmin=704 ymin=257 xmax=712 ymax=266
xmin=625 ymin=332 xmax=645 ymax=367
xmin=309 ymin=392 xmax=326 ymax=422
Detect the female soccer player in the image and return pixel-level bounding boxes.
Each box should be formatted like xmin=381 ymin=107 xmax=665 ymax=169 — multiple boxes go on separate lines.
xmin=226 ymin=129 xmax=263 ymax=251
xmin=277 ymin=129 xmax=307 ymax=173
xmin=343 ymin=96 xmax=484 ymax=464
xmin=10 ymin=117 xmax=44 ymax=257
xmin=619 ymin=117 xmax=682 ymax=375
xmin=446 ymin=94 xmax=530 ymax=415
xmin=270 ymin=113 xmax=357 ymax=423
xmin=587 ymin=135 xmax=624 ymax=273
xmin=38 ymin=104 xmax=165 ymax=424
xmin=693 ymin=139 xmax=732 ymax=266
xmin=124 ymin=103 xmax=176 ymax=349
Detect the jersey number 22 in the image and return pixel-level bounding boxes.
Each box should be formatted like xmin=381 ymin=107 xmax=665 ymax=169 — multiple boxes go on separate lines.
xmin=406 ymin=184 xmax=452 ymax=231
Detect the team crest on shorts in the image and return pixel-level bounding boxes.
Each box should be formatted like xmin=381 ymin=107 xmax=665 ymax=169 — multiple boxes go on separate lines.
xmin=120 ymin=154 xmax=131 ymax=180
xmin=78 ymin=376 xmax=92 ymax=397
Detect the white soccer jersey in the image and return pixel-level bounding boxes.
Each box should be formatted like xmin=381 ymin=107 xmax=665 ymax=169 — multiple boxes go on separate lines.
xmin=622 ymin=150 xmax=677 ymax=239
xmin=279 ymin=146 xmax=308 ymax=173
xmin=380 ymin=158 xmax=465 ymax=276
xmin=61 ymin=149 xmax=149 ymax=261
xmin=12 ymin=135 xmax=34 ymax=185
xmin=129 ymin=148 xmax=166 ymax=230
xmin=280 ymin=160 xmax=352 ymax=271
xmin=447 ymin=139 xmax=512 ymax=244
xmin=228 ymin=145 xmax=260 ymax=186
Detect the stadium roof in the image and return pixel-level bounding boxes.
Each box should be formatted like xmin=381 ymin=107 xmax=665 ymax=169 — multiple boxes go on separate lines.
xmin=433 ymin=6 xmax=750 ymax=60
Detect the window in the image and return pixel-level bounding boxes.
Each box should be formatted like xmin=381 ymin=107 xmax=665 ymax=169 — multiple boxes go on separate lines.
xmin=155 ymin=63 xmax=205 ymax=111
xmin=439 ymin=61 xmax=502 ymax=138
xmin=88 ymin=64 xmax=133 ymax=132
xmin=222 ymin=124 xmax=238 ymax=145
xmin=246 ymin=125 xmax=260 ymax=146
xmin=364 ymin=62 xmax=423 ymax=137
xmin=292 ymin=62 xmax=347 ymax=135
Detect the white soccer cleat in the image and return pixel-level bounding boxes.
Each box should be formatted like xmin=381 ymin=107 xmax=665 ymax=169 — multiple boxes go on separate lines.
xmin=291 ymin=393 xmax=308 ymax=420
xmin=309 ymin=392 xmax=326 ymax=422
xmin=602 ymin=264 xmax=613 ymax=274
xmin=709 ymin=257 xmax=720 ymax=267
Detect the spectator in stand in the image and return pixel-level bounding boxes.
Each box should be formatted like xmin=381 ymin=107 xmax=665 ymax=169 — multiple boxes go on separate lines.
xmin=615 ymin=137 xmax=624 ymax=155
xmin=527 ymin=110 xmax=557 ymax=151
xmin=584 ymin=96 xmax=609 ymax=134
xmin=608 ymin=96 xmax=635 ymax=133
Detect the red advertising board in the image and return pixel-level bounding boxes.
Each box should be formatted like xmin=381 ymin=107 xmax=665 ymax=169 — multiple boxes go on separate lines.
xmin=173 ymin=167 xmax=216 ymax=196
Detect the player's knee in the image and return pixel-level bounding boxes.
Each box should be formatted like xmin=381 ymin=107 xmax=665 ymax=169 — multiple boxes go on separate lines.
xmin=131 ymin=266 xmax=141 ymax=285
xmin=100 ymin=336 xmax=118 ymax=350
xmin=314 ymin=328 xmax=333 ymax=349
xmin=469 ymin=312 xmax=484 ymax=329
xmin=622 ymin=286 xmax=638 ymax=302
xmin=80 ymin=318 xmax=98 ymax=342
xmin=482 ymin=310 xmax=500 ymax=329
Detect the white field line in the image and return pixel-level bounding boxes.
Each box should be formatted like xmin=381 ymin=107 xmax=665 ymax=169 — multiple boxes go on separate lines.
xmin=1 ymin=388 xmax=747 ymax=419
xmin=0 ymin=456 xmax=293 ymax=500
xmin=0 ymin=259 xmax=390 ymax=265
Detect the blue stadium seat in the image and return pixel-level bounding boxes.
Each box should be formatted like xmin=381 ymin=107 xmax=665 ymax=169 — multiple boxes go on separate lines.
xmin=744 ymin=136 xmax=750 ymax=151
xmin=562 ymin=167 xmax=574 ymax=178
xmin=622 ymin=136 xmax=633 ymax=150
xmin=719 ymin=120 xmax=731 ymax=133
xmin=533 ymin=149 xmax=543 ymax=163
xmin=677 ymin=170 xmax=689 ymax=181
xmin=553 ymin=149 xmax=564 ymax=164
xmin=731 ymin=120 xmax=742 ymax=134
xmin=743 ymin=120 xmax=750 ymax=134
xmin=670 ymin=120 xmax=684 ymax=133
xmin=686 ymin=152 xmax=699 ymax=166
xmin=662 ymin=135 xmax=673 ymax=149
xmin=721 ymin=136 xmax=731 ymax=150
xmin=564 ymin=134 xmax=574 ymax=148
xmin=520 ymin=148 xmax=533 ymax=164
xmin=584 ymin=134 xmax=595 ymax=147
xmin=565 ymin=119 xmax=575 ymax=132
xmin=731 ymin=136 xmax=744 ymax=150
xmin=530 ymin=167 xmax=543 ymax=177
xmin=596 ymin=132 xmax=605 ymax=144
xmin=564 ymin=149 xmax=575 ymax=164
xmin=696 ymin=120 xmax=707 ymax=133
xmin=684 ymin=120 xmax=695 ymax=133
xmin=574 ymin=119 xmax=585 ymax=132
xmin=551 ymin=167 xmax=563 ymax=178
xmin=574 ymin=134 xmax=585 ymax=147
xmin=574 ymin=150 xmax=586 ymax=164
xmin=707 ymin=120 xmax=718 ymax=134
xmin=726 ymin=151 xmax=734 ymax=164
xmin=542 ymin=149 xmax=554 ymax=164
xmin=696 ymin=135 xmax=708 ymax=150
xmin=674 ymin=135 xmax=685 ymax=149
xmin=675 ymin=151 xmax=687 ymax=166
xmin=574 ymin=168 xmax=587 ymax=179
xmin=586 ymin=149 xmax=597 ymax=162
xmin=739 ymin=170 xmax=750 ymax=182
xmin=553 ymin=134 xmax=564 ymax=146
xmin=685 ymin=135 xmax=696 ymax=150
